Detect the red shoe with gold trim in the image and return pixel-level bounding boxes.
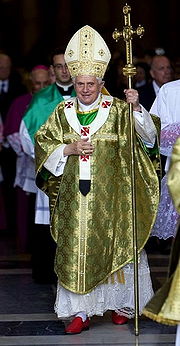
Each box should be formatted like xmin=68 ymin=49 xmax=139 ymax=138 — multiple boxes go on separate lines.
xmin=112 ymin=311 xmax=128 ymax=325
xmin=65 ymin=317 xmax=90 ymax=334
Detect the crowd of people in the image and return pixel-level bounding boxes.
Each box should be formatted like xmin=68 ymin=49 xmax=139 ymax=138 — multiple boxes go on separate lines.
xmin=0 ymin=24 xmax=179 ymax=342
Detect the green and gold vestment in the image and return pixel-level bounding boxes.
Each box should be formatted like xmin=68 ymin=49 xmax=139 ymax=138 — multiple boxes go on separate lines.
xmin=35 ymin=95 xmax=160 ymax=294
xmin=143 ymin=136 xmax=180 ymax=325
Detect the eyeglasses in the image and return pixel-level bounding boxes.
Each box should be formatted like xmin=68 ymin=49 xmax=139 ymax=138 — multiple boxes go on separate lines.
xmin=53 ymin=64 xmax=68 ymax=70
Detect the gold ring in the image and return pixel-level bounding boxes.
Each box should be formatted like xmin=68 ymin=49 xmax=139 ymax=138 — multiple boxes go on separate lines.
xmin=81 ymin=150 xmax=86 ymax=155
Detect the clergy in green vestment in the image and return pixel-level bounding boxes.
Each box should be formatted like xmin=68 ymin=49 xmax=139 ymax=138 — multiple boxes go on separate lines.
xmin=19 ymin=50 xmax=76 ymax=285
xmin=21 ymin=48 xmax=76 ymax=147
xmin=34 ymin=25 xmax=161 ymax=334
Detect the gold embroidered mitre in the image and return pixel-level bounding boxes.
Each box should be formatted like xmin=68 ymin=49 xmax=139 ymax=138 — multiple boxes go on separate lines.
xmin=64 ymin=25 xmax=111 ymax=78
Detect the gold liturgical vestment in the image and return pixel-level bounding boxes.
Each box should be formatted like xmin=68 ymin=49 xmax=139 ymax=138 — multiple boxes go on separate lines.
xmin=143 ymin=136 xmax=180 ymax=326
xmin=35 ymin=95 xmax=160 ymax=295
xmin=143 ymin=227 xmax=180 ymax=325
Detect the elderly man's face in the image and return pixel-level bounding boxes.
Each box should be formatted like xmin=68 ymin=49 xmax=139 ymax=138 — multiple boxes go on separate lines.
xmin=150 ymin=56 xmax=173 ymax=87
xmin=31 ymin=69 xmax=50 ymax=93
xmin=74 ymin=75 xmax=104 ymax=105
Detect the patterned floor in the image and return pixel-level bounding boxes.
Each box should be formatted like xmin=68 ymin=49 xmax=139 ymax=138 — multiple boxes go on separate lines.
xmin=0 ymin=233 xmax=177 ymax=346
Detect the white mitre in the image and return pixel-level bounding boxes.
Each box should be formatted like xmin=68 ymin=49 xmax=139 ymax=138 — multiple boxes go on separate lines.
xmin=64 ymin=25 xmax=111 ymax=78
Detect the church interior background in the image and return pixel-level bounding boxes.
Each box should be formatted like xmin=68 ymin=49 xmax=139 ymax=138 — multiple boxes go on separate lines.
xmin=0 ymin=0 xmax=179 ymax=345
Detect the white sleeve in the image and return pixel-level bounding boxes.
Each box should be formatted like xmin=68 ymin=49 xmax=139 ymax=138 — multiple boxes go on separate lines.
xmin=43 ymin=144 xmax=68 ymax=176
xmin=150 ymin=86 xmax=167 ymax=129
xmin=134 ymin=106 xmax=157 ymax=147
xmin=19 ymin=120 xmax=35 ymax=158
xmin=150 ymin=96 xmax=159 ymax=117
xmin=7 ymin=133 xmax=23 ymax=156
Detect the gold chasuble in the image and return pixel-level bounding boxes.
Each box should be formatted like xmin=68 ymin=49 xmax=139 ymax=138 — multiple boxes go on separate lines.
xmin=143 ymin=137 xmax=180 ymax=326
xmin=143 ymin=227 xmax=180 ymax=325
xmin=35 ymin=94 xmax=160 ymax=294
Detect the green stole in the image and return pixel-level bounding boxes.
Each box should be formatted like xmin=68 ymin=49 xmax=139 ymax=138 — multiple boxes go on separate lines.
xmin=77 ymin=109 xmax=98 ymax=125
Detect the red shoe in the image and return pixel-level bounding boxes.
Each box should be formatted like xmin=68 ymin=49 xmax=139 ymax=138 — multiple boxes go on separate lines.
xmin=65 ymin=317 xmax=90 ymax=334
xmin=112 ymin=311 xmax=128 ymax=325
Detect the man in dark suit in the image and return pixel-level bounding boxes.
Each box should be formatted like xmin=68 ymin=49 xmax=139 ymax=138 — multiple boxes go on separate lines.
xmin=0 ymin=52 xmax=27 ymax=122
xmin=0 ymin=52 xmax=27 ymax=233
xmin=137 ymin=55 xmax=173 ymax=111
